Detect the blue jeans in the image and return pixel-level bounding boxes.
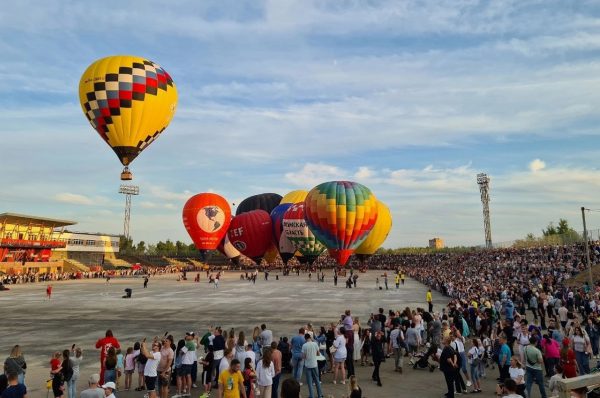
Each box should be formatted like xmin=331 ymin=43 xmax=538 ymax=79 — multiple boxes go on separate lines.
xmin=576 ymin=351 xmax=590 ymax=375
xmin=304 ymin=367 xmax=323 ymax=398
xmin=525 ymin=367 xmax=547 ymax=398
xmin=291 ymin=356 xmax=304 ymax=381
xmin=271 ymin=373 xmax=281 ymax=398
xmin=17 ymin=373 xmax=24 ymax=385
xmin=104 ymin=369 xmax=116 ymax=383
xmin=67 ymin=379 xmax=77 ymax=398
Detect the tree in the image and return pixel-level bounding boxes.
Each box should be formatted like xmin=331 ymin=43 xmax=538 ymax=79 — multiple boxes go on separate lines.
xmin=135 ymin=241 xmax=146 ymax=255
xmin=119 ymin=235 xmax=134 ymax=254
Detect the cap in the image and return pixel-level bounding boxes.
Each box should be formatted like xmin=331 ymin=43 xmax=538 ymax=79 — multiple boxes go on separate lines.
xmin=186 ymin=331 xmax=195 ymax=337
xmin=88 ymin=374 xmax=100 ymax=384
xmin=102 ymin=382 xmax=116 ymax=390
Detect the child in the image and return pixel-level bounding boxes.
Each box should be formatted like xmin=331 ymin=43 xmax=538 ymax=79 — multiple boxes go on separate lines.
xmin=200 ymin=346 xmax=214 ymax=397
xmin=116 ymin=348 xmax=124 ymax=389
xmin=50 ymin=352 xmax=61 ymax=376
xmin=242 ymin=357 xmax=256 ymax=398
xmin=124 ymin=347 xmax=135 ymax=391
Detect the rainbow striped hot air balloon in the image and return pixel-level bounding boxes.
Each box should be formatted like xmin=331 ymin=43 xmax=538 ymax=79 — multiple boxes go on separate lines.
xmin=304 ymin=181 xmax=378 ymax=265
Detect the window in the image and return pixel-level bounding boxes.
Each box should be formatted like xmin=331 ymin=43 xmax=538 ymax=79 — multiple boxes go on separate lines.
xmin=86 ymin=240 xmax=95 ymax=246
xmin=4 ymin=233 xmax=12 ymax=239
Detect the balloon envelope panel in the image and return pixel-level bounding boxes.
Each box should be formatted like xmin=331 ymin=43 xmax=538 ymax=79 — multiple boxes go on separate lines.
xmin=79 ymin=55 xmax=178 ymax=166
xmin=182 ymin=193 xmax=231 ymax=250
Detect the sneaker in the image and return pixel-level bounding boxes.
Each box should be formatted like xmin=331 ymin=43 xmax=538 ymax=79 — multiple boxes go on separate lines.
xmin=192 ymin=384 xmax=198 ymax=388
xmin=466 ymin=380 xmax=472 ymax=387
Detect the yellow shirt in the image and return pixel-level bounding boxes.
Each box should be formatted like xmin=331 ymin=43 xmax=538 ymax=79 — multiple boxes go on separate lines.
xmin=426 ymin=291 xmax=432 ymax=302
xmin=218 ymin=369 xmax=243 ymax=398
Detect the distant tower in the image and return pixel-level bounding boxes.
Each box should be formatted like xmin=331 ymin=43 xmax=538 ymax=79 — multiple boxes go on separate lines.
xmin=477 ymin=173 xmax=492 ymax=248
xmin=119 ymin=185 xmax=139 ymax=239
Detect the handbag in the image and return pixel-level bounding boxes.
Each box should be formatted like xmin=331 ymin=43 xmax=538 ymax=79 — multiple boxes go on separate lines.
xmin=319 ymin=342 xmax=326 ymax=351
xmin=329 ymin=345 xmax=337 ymax=354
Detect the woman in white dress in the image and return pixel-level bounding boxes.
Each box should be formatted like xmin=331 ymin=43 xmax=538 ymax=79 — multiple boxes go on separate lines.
xmin=352 ymin=318 xmax=361 ymax=362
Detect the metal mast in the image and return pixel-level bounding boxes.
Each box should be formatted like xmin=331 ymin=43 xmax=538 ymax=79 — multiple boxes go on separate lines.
xmin=119 ymin=185 xmax=139 ymax=239
xmin=477 ymin=173 xmax=492 ymax=248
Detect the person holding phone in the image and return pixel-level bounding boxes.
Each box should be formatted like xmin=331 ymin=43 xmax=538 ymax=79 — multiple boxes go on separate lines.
xmin=141 ymin=338 xmax=162 ymax=398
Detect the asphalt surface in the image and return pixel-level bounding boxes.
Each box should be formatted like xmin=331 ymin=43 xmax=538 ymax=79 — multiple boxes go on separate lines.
xmin=0 ymin=271 xmax=528 ymax=397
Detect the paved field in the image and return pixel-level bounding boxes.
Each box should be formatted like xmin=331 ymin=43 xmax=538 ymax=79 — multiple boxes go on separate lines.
xmin=0 ymin=271 xmax=519 ymax=397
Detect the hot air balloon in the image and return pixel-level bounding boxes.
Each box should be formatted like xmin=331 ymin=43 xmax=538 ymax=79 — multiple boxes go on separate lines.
xmin=182 ymin=193 xmax=231 ymax=251
xmin=217 ymin=235 xmax=241 ymax=266
xmin=79 ymin=55 xmax=178 ymax=180
xmin=355 ymin=200 xmax=392 ymax=263
xmin=282 ymin=202 xmax=325 ymax=265
xmin=280 ymin=190 xmax=308 ymax=205
xmin=304 ymin=181 xmax=378 ymax=266
xmin=227 ymin=210 xmax=272 ymax=264
xmin=235 ymin=193 xmax=282 ymax=216
xmin=270 ymin=203 xmax=295 ymax=264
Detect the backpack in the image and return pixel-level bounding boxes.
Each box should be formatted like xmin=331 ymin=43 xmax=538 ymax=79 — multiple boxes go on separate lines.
xmin=396 ymin=330 xmax=406 ymax=349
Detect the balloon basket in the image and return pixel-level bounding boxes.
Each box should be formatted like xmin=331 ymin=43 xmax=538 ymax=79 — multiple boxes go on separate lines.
xmin=121 ymin=167 xmax=133 ymax=180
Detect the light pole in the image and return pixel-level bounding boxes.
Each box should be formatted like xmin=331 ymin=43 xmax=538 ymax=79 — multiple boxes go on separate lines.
xmin=119 ymin=185 xmax=139 ymax=240
xmin=477 ymin=173 xmax=493 ymax=248
xmin=582 ymin=207 xmax=593 ymax=288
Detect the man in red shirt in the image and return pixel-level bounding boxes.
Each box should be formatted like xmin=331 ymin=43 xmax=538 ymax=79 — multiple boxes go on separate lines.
xmin=95 ymin=329 xmax=120 ymax=384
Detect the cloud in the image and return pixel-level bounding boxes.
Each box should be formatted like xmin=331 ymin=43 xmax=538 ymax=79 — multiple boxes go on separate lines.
xmin=284 ymin=163 xmax=345 ymax=186
xmin=354 ymin=166 xmax=375 ymax=180
xmin=54 ymin=193 xmax=94 ymax=206
xmin=529 ymin=159 xmax=546 ymax=173
xmin=146 ymin=186 xmax=193 ymax=202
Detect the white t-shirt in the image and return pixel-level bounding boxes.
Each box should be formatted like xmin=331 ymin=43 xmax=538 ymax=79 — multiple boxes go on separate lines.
xmin=256 ymin=360 xmax=275 ymax=386
xmin=218 ymin=357 xmax=230 ymax=376
xmin=467 ymin=346 xmax=481 ymax=364
xmin=181 ymin=344 xmax=197 ymax=365
xmin=144 ymin=351 xmax=161 ymax=377
xmin=245 ymin=351 xmax=256 ymax=368
xmin=452 ymin=339 xmax=465 ymax=354
xmin=509 ymin=366 xmax=525 ymax=384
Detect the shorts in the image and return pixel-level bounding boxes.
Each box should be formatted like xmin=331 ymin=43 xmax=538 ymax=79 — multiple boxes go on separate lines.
xmin=125 ymin=369 xmax=134 ymax=375
xmin=202 ymin=370 xmax=211 ymax=385
xmin=145 ymin=376 xmax=157 ymax=391
xmin=179 ymin=364 xmax=192 ymax=376
xmin=137 ymin=363 xmax=145 ymax=373
xmin=157 ymin=371 xmax=170 ymax=388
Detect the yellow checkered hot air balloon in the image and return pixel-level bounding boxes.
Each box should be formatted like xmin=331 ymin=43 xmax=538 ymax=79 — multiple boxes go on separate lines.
xmin=79 ymin=55 xmax=178 ymax=180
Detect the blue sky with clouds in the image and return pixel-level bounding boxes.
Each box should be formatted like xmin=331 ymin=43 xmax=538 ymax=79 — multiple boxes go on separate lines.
xmin=1 ymin=0 xmax=600 ymax=247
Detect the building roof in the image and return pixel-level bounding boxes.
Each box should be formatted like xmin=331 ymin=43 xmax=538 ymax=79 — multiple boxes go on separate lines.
xmin=0 ymin=213 xmax=76 ymax=228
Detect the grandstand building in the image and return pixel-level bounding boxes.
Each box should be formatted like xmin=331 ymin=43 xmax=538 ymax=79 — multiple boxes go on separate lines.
xmin=0 ymin=213 xmax=121 ymax=274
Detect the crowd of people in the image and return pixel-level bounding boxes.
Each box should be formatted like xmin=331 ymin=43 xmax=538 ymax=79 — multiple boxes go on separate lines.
xmin=3 ymin=241 xmax=600 ymax=398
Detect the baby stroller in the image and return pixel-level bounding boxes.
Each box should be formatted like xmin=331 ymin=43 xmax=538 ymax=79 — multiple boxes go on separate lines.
xmin=411 ymin=343 xmax=437 ymax=372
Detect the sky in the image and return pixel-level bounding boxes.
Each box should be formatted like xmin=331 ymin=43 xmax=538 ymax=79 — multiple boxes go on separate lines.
xmin=1 ymin=0 xmax=600 ymax=248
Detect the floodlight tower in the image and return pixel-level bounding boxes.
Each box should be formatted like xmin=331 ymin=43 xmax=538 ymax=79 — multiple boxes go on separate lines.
xmin=477 ymin=173 xmax=493 ymax=248
xmin=119 ymin=185 xmax=139 ymax=239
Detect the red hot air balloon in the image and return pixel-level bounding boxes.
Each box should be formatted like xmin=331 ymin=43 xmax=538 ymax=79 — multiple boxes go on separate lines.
xmin=183 ymin=193 xmax=231 ymax=250
xmin=227 ymin=210 xmax=272 ymax=264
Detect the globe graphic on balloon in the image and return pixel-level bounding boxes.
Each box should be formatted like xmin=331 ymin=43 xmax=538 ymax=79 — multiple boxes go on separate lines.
xmin=196 ymin=206 xmax=226 ymax=233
